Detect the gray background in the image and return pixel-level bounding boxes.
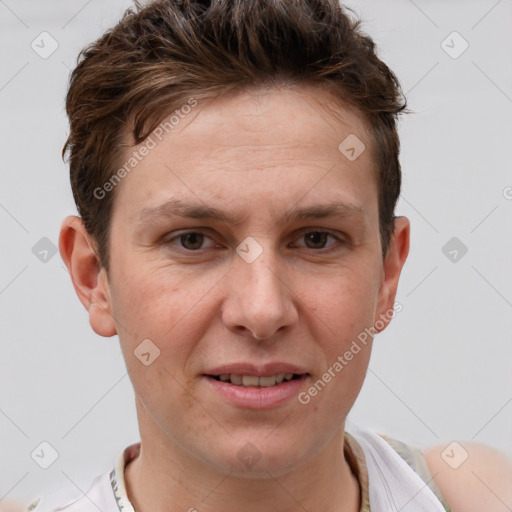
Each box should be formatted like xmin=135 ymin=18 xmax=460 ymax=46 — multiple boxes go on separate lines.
xmin=1 ymin=0 xmax=511 ymax=506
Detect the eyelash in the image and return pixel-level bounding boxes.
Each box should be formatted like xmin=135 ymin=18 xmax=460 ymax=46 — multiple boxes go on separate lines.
xmin=164 ymin=229 xmax=345 ymax=254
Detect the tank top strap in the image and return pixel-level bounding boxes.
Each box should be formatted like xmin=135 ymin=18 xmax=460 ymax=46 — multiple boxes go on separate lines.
xmin=344 ymin=428 xmax=451 ymax=512
xmin=378 ymin=434 xmax=451 ymax=511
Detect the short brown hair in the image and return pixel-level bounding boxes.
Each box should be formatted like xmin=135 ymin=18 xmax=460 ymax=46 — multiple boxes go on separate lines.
xmin=63 ymin=0 xmax=407 ymax=272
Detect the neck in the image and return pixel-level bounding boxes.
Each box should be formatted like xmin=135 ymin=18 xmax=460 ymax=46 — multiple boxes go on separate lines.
xmin=124 ymin=420 xmax=360 ymax=512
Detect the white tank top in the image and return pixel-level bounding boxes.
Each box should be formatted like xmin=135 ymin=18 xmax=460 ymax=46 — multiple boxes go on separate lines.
xmin=346 ymin=425 xmax=447 ymax=511
xmin=26 ymin=426 xmax=447 ymax=512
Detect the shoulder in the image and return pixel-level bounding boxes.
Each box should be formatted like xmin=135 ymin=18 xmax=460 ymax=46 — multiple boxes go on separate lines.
xmin=0 ymin=504 xmax=26 ymax=512
xmin=423 ymin=441 xmax=512 ymax=512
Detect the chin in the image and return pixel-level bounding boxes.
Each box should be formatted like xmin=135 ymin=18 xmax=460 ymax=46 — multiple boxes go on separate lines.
xmin=199 ymin=435 xmax=314 ymax=479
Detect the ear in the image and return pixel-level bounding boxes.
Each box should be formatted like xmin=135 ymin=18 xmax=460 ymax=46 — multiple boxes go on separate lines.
xmin=59 ymin=216 xmax=117 ymax=337
xmin=374 ymin=216 xmax=410 ymax=332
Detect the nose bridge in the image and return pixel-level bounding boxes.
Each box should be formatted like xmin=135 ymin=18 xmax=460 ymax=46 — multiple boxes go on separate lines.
xmin=236 ymin=242 xmax=283 ymax=306
xmin=223 ymin=239 xmax=297 ymax=339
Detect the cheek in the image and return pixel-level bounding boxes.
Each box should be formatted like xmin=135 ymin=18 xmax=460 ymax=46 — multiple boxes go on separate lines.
xmin=108 ymin=255 xmax=194 ymax=335
xmin=130 ymin=363 xmax=200 ymax=432
xmin=109 ymin=259 xmax=225 ymax=380
xmin=109 ymin=275 xmax=165 ymax=342
xmin=305 ymin=264 xmax=381 ymax=337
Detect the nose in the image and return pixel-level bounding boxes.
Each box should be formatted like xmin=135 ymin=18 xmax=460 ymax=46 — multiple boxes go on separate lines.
xmin=221 ymin=250 xmax=298 ymax=341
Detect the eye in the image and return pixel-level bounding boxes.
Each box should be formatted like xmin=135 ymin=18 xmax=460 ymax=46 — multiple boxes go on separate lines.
xmin=164 ymin=229 xmax=343 ymax=253
xmin=292 ymin=230 xmax=342 ymax=251
xmin=166 ymin=231 xmax=217 ymax=251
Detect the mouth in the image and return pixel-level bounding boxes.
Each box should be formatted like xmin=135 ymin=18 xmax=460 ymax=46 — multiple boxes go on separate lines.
xmin=206 ymin=373 xmax=304 ymax=387
xmin=202 ymin=363 xmax=310 ymax=409
xmin=203 ymin=369 xmax=309 ymax=409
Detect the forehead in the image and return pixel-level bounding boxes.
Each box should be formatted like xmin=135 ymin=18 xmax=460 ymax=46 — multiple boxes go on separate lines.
xmin=160 ymin=86 xmax=371 ymax=165
xmin=113 ymin=85 xmax=377 ymax=222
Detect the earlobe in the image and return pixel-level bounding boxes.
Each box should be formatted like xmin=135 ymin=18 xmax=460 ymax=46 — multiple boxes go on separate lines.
xmin=59 ymin=216 xmax=117 ymax=338
xmin=374 ymin=216 xmax=410 ymax=332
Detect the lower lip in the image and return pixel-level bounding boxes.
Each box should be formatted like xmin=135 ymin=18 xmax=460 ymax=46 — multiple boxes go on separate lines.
xmin=203 ymin=375 xmax=308 ymax=410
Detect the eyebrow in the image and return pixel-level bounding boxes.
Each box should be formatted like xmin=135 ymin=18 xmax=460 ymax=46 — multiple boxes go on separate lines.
xmin=138 ymin=198 xmax=365 ymax=225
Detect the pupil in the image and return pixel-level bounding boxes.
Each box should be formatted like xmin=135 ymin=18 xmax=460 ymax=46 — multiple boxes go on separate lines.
xmin=182 ymin=233 xmax=204 ymax=250
xmin=306 ymin=232 xmax=327 ymax=249
xmin=180 ymin=232 xmax=327 ymax=250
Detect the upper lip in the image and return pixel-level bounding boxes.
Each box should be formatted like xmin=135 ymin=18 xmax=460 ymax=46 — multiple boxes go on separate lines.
xmin=204 ymin=362 xmax=309 ymax=377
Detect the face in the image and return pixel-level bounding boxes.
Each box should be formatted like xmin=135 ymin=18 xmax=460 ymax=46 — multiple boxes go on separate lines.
xmin=92 ymin=86 xmax=405 ymax=476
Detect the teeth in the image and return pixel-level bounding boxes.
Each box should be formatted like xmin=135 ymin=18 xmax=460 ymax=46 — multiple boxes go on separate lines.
xmin=259 ymin=376 xmax=277 ymax=387
xmin=230 ymin=374 xmax=243 ymax=385
xmin=214 ymin=373 xmax=299 ymax=387
xmin=242 ymin=375 xmax=259 ymax=386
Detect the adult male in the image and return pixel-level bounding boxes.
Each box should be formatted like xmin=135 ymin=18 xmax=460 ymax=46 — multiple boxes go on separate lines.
xmin=29 ymin=1 xmax=511 ymax=511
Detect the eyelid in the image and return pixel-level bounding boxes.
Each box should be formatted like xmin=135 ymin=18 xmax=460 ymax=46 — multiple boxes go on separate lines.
xmin=163 ymin=229 xmax=218 ymax=248
xmin=163 ymin=227 xmax=345 ymax=253
xmin=289 ymin=228 xmax=344 ymax=250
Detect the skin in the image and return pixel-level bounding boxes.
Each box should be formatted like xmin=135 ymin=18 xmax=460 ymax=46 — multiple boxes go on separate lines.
xmin=424 ymin=444 xmax=512 ymax=512
xmin=62 ymin=84 xmax=512 ymax=512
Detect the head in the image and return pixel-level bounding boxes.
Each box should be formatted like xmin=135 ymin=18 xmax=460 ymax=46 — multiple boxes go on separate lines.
xmin=60 ymin=0 xmax=409 ymax=477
